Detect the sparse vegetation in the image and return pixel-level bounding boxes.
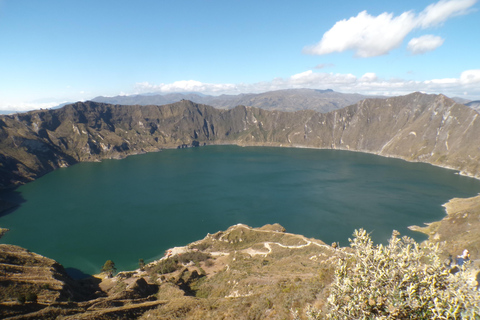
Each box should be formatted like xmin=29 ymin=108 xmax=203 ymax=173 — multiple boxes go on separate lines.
xmin=322 ymin=229 xmax=480 ymax=319
xmin=3 ymin=223 xmax=480 ymax=319
xmin=151 ymin=251 xmax=212 ymax=276
xmin=190 ymin=242 xmax=211 ymax=251
xmin=154 ymin=257 xmax=180 ymax=275
xmin=204 ymin=259 xmax=214 ymax=267
xmin=177 ymin=251 xmax=211 ymax=264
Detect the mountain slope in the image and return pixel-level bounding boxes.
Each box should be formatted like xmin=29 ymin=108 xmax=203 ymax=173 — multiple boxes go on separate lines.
xmin=1 ymin=92 xmax=480 ymax=191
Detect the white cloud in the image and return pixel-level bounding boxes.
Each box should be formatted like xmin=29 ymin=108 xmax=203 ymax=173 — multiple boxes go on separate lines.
xmin=360 ymin=73 xmax=378 ymax=82
xmin=304 ymin=0 xmax=477 ymax=57
xmin=460 ymin=69 xmax=480 ymax=84
xmin=134 ymin=80 xmax=237 ymax=94
xmin=418 ymin=0 xmax=477 ymax=28
xmin=0 ymin=101 xmax=66 ymax=112
xmin=407 ymin=35 xmax=445 ymax=54
xmin=289 ymin=70 xmax=357 ymax=86
xmin=303 ymin=11 xmax=416 ymax=57
xmin=425 ymin=77 xmax=457 ymax=84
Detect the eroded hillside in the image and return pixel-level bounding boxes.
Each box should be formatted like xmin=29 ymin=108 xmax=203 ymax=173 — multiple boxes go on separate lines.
xmin=0 ymin=224 xmax=341 ymax=319
xmin=2 ymin=92 xmax=480 ymax=318
xmin=1 ymin=92 xmax=480 ymax=191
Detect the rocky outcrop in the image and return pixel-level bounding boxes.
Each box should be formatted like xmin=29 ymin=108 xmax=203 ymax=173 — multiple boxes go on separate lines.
xmin=0 ymin=227 xmax=8 ymax=239
xmin=0 ymin=244 xmax=96 ymax=318
xmin=1 ymin=92 xmax=480 ymax=190
xmin=466 ymin=100 xmax=480 ymax=113
xmin=2 ymin=92 xmax=480 ymax=318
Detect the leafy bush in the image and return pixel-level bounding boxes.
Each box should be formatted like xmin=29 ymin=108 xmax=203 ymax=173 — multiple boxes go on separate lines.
xmin=155 ymin=257 xmax=179 ymax=275
xmin=323 ymin=229 xmax=480 ymax=319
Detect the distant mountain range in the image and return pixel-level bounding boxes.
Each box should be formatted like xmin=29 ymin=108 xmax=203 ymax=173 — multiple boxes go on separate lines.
xmin=1 ymin=92 xmax=480 ymax=190
xmin=92 ymin=89 xmax=380 ymax=113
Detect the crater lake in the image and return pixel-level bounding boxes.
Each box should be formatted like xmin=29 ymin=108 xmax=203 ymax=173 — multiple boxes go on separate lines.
xmin=1 ymin=145 xmax=480 ymax=276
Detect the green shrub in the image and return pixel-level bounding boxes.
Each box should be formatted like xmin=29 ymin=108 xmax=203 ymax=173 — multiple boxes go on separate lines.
xmin=177 ymin=252 xmax=211 ymax=264
xmin=156 ymin=258 xmax=179 ymax=275
xmin=190 ymin=242 xmax=210 ymax=251
xmin=323 ymin=229 xmax=480 ymax=319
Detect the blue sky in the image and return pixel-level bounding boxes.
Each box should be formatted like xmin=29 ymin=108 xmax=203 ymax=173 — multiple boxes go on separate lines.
xmin=1 ymin=0 xmax=479 ymax=111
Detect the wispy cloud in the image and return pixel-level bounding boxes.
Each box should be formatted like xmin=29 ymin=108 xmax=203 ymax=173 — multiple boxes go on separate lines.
xmin=418 ymin=0 xmax=477 ymax=28
xmin=314 ymin=63 xmax=335 ymax=69
xmin=407 ymin=35 xmax=445 ymax=54
xmin=134 ymin=80 xmax=238 ymax=95
xmin=304 ymin=0 xmax=477 ymax=57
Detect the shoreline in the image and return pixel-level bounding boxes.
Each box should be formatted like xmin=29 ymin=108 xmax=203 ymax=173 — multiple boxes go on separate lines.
xmin=2 ymin=142 xmax=480 ymax=270
xmin=408 ymin=194 xmax=480 ymax=258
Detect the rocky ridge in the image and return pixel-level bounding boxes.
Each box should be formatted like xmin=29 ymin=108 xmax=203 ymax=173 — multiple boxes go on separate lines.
xmin=466 ymin=100 xmax=480 ymax=113
xmin=2 ymin=92 xmax=480 ymax=318
xmin=1 ymin=92 xmax=480 ymax=191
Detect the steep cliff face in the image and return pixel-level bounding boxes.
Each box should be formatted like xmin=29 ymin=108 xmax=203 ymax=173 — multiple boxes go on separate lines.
xmin=1 ymin=92 xmax=480 ymax=190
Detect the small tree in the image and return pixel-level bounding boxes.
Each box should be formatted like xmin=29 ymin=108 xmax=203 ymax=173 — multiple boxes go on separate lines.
xmin=324 ymin=229 xmax=480 ymax=319
xmin=101 ymin=260 xmax=117 ymax=278
xmin=139 ymin=259 xmax=145 ymax=271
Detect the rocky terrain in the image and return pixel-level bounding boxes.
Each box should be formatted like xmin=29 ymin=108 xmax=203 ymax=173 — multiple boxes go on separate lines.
xmin=466 ymin=100 xmax=480 ymax=113
xmin=92 ymin=89 xmax=376 ymax=113
xmin=410 ymin=194 xmax=480 ymax=259
xmin=1 ymin=91 xmax=480 ymax=318
xmin=0 ymin=224 xmax=343 ymax=319
xmin=1 ymin=92 xmax=480 ymax=191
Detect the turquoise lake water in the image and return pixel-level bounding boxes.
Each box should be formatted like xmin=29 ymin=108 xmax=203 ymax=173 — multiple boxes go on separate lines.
xmin=1 ymin=145 xmax=480 ymax=276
